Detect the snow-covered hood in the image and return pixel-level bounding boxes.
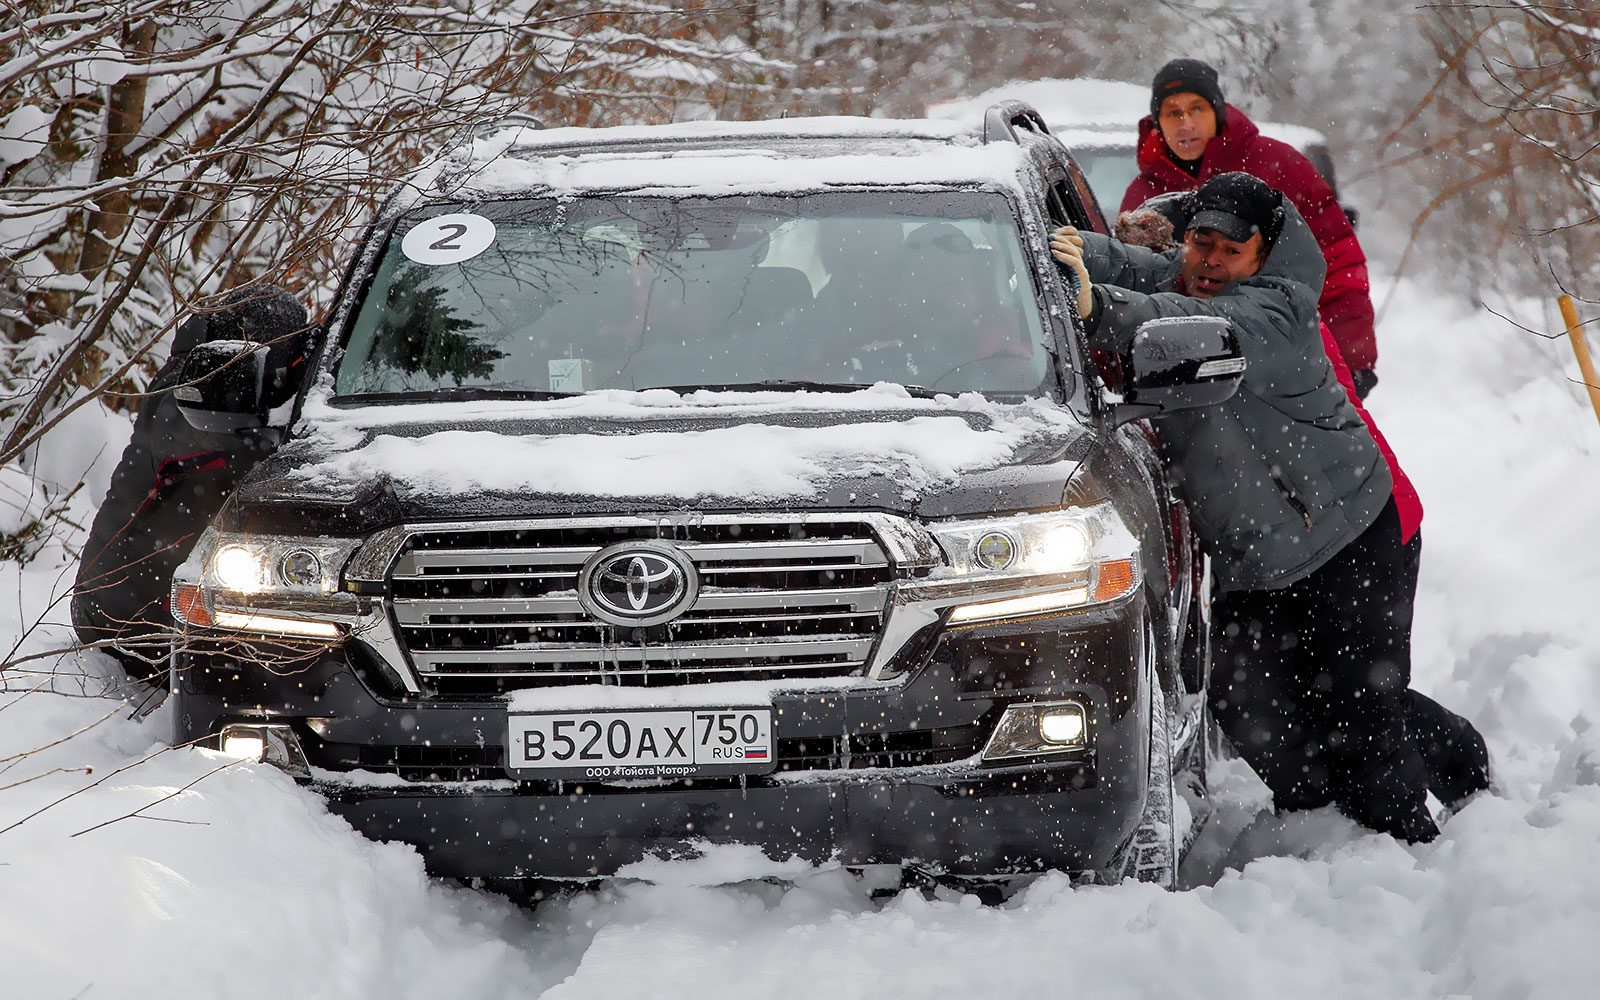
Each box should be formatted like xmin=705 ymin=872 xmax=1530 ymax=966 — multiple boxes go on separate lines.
xmin=222 ymin=388 xmax=1092 ymax=535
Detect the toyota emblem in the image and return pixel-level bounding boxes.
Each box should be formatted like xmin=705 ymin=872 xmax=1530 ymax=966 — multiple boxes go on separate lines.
xmin=578 ymin=541 xmax=699 ymax=627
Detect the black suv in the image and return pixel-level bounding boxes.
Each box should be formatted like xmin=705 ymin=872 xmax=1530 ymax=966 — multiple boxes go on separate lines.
xmin=91 ymin=103 xmax=1246 ymax=892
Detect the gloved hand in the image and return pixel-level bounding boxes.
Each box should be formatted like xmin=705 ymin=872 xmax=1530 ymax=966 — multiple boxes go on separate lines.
xmin=1351 ymin=368 xmax=1378 ymax=400
xmin=1049 ymin=226 xmax=1093 ymax=319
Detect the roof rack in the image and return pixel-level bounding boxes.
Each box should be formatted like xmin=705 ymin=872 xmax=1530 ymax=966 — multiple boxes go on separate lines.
xmin=442 ymin=112 xmax=546 ymax=155
xmin=981 ymin=100 xmax=1053 ymax=144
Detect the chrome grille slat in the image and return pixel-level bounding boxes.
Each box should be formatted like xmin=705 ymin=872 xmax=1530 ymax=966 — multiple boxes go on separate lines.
xmin=680 ymin=539 xmax=888 ymax=565
xmin=387 ymin=517 xmax=894 ymax=694
xmin=697 ymin=562 xmax=876 ymax=574
xmin=400 ymin=610 xmax=877 ymax=630
xmin=393 ymin=586 xmax=886 ymax=625
xmin=394 ymin=546 xmax=596 ymax=574
xmin=412 ymin=637 xmax=874 ymax=668
xmin=418 ymin=662 xmax=862 ymax=680
xmin=393 ymin=597 xmax=585 ymax=624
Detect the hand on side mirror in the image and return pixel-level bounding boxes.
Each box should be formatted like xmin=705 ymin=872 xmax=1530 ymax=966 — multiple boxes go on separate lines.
xmin=174 ymin=340 xmax=269 ymax=433
xmin=1110 ymin=315 xmax=1244 ymax=427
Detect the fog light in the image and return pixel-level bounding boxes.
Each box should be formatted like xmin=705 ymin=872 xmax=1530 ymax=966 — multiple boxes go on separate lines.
xmin=981 ymin=700 xmax=1089 ymax=762
xmin=220 ymin=732 xmax=266 ymax=760
xmin=1039 ymin=707 xmax=1086 ymax=745
xmin=217 ymin=723 xmax=310 ymax=778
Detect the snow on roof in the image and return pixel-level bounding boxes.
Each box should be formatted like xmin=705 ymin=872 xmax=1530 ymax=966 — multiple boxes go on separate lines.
xmin=461 ymin=143 xmax=1030 ymax=198
xmin=512 ymin=116 xmax=974 ymax=147
xmin=440 ymin=116 xmax=1027 ymax=199
xmin=928 ymin=78 xmax=1151 ymax=129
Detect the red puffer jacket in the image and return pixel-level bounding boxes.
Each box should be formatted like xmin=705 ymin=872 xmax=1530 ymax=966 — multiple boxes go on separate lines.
xmin=1121 ymin=105 xmax=1378 ymax=372
xmin=1320 ymin=322 xmax=1420 ymax=542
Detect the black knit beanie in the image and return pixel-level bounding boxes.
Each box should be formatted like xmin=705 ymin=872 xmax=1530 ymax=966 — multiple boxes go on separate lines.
xmin=1150 ymin=59 xmax=1225 ymax=122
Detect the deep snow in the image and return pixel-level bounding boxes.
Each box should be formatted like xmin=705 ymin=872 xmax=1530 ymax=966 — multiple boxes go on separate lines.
xmin=2 ymin=278 xmax=1598 ymax=999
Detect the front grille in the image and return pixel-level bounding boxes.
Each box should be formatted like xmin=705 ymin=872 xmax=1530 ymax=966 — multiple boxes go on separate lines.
xmin=388 ymin=517 xmax=894 ymax=696
xmin=353 ymin=744 xmax=506 ymax=782
xmin=775 ymin=724 xmax=987 ymax=771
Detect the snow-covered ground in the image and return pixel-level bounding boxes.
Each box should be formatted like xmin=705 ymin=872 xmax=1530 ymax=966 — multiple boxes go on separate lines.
xmin=3 ymin=278 xmax=1598 ymax=999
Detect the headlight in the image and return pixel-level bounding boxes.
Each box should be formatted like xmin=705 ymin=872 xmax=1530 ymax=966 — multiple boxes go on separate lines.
xmin=934 ymin=505 xmax=1132 ymax=576
xmin=929 ymin=503 xmax=1135 ymax=581
xmin=199 ymin=532 xmax=358 ymax=596
xmin=171 ymin=529 xmax=362 ymax=637
xmin=923 ymin=503 xmax=1142 ymax=625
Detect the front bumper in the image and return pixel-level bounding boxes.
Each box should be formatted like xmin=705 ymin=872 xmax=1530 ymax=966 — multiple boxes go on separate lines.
xmin=173 ymin=601 xmax=1150 ymax=879
xmin=325 ymin=764 xmax=1124 ymax=879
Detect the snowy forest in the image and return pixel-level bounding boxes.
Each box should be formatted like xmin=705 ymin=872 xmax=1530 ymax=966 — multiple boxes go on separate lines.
xmin=2 ymin=0 xmax=1595 ymax=493
xmin=3 ymin=1 xmax=1599 ymax=997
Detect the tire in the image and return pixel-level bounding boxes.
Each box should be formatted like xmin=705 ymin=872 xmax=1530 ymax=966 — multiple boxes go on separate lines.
xmin=1113 ymin=619 xmax=1179 ymax=889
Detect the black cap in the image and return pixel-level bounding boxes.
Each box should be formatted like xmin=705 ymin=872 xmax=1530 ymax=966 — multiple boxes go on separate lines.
xmin=1185 ymin=172 xmax=1284 ymax=246
xmin=1150 ymin=58 xmax=1225 ymax=122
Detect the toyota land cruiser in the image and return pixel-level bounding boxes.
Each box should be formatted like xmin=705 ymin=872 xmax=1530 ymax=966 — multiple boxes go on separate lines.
xmin=133 ymin=103 xmax=1244 ymax=891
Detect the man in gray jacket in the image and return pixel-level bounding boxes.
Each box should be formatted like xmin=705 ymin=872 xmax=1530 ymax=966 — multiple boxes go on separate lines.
xmin=1052 ymin=172 xmax=1441 ymax=842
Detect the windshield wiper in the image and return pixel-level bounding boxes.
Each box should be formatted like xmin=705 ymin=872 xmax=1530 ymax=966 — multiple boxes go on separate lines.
xmin=338 ymin=386 xmax=580 ymax=405
xmin=654 ymin=380 xmax=946 ymax=399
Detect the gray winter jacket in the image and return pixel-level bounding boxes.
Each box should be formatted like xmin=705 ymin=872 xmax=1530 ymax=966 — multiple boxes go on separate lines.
xmin=1079 ymin=202 xmax=1392 ymax=592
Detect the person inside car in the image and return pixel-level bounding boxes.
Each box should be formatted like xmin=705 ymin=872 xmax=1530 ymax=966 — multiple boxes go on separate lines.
xmin=1121 ymin=58 xmax=1380 ymax=399
xmin=1050 ymin=172 xmax=1480 ymax=842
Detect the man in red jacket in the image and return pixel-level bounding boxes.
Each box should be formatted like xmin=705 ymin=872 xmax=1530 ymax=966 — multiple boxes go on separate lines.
xmin=1122 ymin=58 xmax=1381 ymax=397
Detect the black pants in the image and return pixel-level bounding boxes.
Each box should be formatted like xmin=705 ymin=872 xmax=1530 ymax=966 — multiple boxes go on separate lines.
xmin=1208 ymin=498 xmax=1443 ymax=842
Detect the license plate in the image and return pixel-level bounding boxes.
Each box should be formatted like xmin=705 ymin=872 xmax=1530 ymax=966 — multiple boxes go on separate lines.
xmin=506 ymin=708 xmax=774 ymax=779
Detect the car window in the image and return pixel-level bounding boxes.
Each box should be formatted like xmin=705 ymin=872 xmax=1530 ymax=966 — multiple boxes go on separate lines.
xmin=1065 ymin=159 xmax=1110 ymax=234
xmin=1066 ymin=145 xmax=1142 ymax=215
xmin=335 ymin=192 xmax=1055 ymax=398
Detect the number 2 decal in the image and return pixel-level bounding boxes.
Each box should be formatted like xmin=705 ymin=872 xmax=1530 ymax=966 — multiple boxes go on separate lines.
xmin=427 ymin=223 xmax=470 ymax=252
xmin=401 ymin=213 xmax=496 ymax=265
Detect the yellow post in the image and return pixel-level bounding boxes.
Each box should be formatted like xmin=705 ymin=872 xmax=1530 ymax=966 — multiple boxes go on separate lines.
xmin=1558 ymin=294 xmax=1600 ymax=428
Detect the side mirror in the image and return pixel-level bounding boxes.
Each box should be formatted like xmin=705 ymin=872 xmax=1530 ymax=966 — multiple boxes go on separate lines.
xmin=1111 ymin=315 xmax=1245 ymax=427
xmin=174 ymin=340 xmax=268 ymax=433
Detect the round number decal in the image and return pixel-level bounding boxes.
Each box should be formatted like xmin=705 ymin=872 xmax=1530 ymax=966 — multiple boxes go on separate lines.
xmin=401 ymin=213 xmax=496 ymax=265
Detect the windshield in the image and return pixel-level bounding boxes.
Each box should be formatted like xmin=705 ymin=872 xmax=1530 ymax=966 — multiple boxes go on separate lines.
xmin=334 ymin=192 xmax=1055 ymax=399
